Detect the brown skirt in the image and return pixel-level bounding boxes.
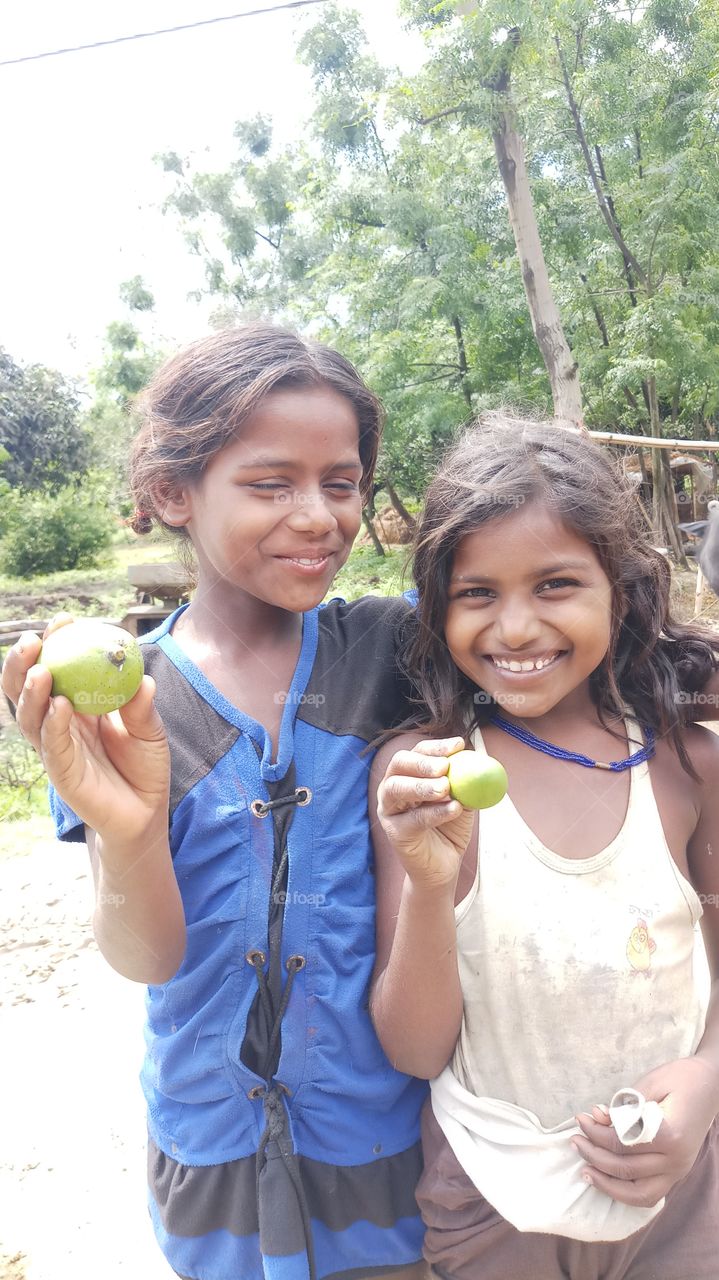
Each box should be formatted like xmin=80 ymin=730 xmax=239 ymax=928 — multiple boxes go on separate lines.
xmin=418 ymin=1098 xmax=719 ymax=1280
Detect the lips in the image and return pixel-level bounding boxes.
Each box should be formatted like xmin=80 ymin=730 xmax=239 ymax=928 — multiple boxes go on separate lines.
xmin=488 ymin=650 xmax=564 ymax=674
xmin=275 ymin=551 xmax=336 ymax=575
xmin=279 ymin=556 xmax=329 ymax=566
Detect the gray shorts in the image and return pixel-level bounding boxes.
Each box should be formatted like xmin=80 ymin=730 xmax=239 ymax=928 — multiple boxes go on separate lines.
xmin=418 ymin=1098 xmax=719 ymax=1280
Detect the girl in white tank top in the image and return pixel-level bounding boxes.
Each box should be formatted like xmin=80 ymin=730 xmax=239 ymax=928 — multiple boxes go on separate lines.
xmin=370 ymin=415 xmax=719 ymax=1271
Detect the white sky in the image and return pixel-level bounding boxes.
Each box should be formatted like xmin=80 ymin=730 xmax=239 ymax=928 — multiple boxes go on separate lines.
xmin=0 ymin=1 xmax=425 ymax=384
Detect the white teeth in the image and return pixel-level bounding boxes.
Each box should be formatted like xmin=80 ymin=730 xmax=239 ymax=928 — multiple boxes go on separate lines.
xmin=492 ymin=652 xmax=559 ymax=673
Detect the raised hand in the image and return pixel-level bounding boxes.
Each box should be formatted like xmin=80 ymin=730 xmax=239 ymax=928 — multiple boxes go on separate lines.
xmin=2 ymin=615 xmax=170 ymax=847
xmin=376 ymin=737 xmax=476 ymax=891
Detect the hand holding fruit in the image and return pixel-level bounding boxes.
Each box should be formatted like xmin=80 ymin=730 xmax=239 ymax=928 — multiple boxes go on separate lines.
xmin=2 ymin=616 xmax=170 ymax=847
xmin=377 ymin=739 xmax=507 ymax=890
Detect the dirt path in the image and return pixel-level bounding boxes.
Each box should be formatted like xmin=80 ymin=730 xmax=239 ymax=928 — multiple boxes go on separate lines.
xmin=0 ymin=828 xmax=175 ymax=1280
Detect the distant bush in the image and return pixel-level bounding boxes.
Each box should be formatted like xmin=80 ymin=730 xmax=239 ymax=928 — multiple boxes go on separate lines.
xmin=0 ymin=729 xmax=49 ymax=823
xmin=0 ymin=480 xmax=115 ymax=575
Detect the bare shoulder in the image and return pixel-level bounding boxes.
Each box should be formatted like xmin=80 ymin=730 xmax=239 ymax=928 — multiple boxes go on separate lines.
xmin=371 ymin=730 xmax=428 ymax=780
xmin=680 ymin=722 xmax=719 ymax=779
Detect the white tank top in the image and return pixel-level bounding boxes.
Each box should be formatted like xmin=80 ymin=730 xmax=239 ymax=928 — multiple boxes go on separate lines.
xmin=429 ymin=717 xmax=709 ymax=1240
xmin=452 ymin=717 xmax=706 ymax=1127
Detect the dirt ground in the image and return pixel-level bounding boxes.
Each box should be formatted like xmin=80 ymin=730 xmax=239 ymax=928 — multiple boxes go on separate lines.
xmin=0 ymin=828 xmax=175 ymax=1280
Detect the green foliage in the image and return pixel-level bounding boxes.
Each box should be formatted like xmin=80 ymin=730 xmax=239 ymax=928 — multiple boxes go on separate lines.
xmin=86 ymin=302 xmax=164 ymax=510
xmin=0 ymin=732 xmax=49 ymax=825
xmin=328 ymin=544 xmax=409 ymax=601
xmin=0 ymin=349 xmax=90 ymax=490
xmin=157 ymin=0 xmax=719 ymax=488
xmin=119 ymin=275 xmax=155 ymax=312
xmin=0 ymin=479 xmax=115 ymax=576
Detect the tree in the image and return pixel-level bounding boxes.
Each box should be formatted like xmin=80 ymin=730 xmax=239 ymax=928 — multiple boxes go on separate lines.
xmin=86 ymin=282 xmax=164 ymax=508
xmin=156 ymin=0 xmax=719 ymax=524
xmin=0 ymin=350 xmax=89 ymax=490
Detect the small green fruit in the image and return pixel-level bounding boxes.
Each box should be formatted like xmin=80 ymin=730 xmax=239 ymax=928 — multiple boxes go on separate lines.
xmin=40 ymin=621 xmax=144 ymax=716
xmin=447 ymin=750 xmax=508 ymax=810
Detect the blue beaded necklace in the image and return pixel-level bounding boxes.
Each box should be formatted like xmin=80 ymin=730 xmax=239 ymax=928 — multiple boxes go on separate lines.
xmin=488 ymin=715 xmax=656 ymax=772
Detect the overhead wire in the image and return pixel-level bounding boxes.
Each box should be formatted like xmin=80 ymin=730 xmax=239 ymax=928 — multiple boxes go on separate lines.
xmin=0 ymin=0 xmax=330 ymax=68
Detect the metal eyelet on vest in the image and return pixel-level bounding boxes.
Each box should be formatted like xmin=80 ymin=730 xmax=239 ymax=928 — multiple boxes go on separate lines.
xmin=286 ymin=954 xmax=306 ymax=972
xmin=246 ymin=948 xmax=266 ymax=966
xmin=250 ymin=799 xmax=270 ymax=818
xmin=295 ymin=786 xmax=312 ymax=807
xmin=247 ymin=1084 xmax=266 ymax=1100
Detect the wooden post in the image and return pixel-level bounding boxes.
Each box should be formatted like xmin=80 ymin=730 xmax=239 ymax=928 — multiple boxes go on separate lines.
xmin=694 ymin=565 xmax=706 ymax=619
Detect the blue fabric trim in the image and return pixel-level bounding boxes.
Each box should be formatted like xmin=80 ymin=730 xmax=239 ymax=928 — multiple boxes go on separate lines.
xmin=155 ymin=610 xmax=319 ymax=783
xmin=49 ymin=786 xmax=85 ymax=842
xmin=148 ymin=1196 xmax=424 ymax=1280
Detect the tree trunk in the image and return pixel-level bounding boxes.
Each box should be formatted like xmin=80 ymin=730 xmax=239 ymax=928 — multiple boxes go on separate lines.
xmin=647 ymin=377 xmax=688 ymax=567
xmin=362 ymin=508 xmax=385 ymax=557
xmin=491 ymin=108 xmax=584 ymax=430
xmin=452 ymin=316 xmax=474 ymax=409
xmin=384 ymin=479 xmax=417 ymax=531
xmin=651 ymin=444 xmax=664 ymax=543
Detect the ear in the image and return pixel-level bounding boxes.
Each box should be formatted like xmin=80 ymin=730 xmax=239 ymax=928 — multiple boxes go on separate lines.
xmin=150 ymin=483 xmax=194 ymax=529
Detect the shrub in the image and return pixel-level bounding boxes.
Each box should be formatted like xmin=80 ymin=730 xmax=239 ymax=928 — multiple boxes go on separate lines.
xmin=0 ymin=729 xmax=49 ymax=823
xmin=0 ymin=479 xmax=115 ymax=575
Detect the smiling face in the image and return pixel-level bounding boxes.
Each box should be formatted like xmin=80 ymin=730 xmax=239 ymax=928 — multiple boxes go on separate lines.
xmin=162 ymin=385 xmax=363 ymax=614
xmin=444 ymin=501 xmax=616 ymax=719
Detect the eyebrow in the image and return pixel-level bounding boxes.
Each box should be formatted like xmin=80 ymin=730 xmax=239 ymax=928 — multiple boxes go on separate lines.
xmin=451 ymin=560 xmax=591 ymax=584
xmin=233 ymin=457 xmax=363 ymax=471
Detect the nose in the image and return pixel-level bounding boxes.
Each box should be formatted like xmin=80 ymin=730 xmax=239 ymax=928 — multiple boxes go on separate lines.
xmin=492 ymin=594 xmax=543 ymax=650
xmin=285 ymin=490 xmax=338 ymax=536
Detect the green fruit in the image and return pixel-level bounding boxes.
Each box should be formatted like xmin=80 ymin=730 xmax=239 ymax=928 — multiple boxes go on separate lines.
xmin=40 ymin=621 xmax=144 ymax=716
xmin=447 ymin=750 xmax=508 ymax=810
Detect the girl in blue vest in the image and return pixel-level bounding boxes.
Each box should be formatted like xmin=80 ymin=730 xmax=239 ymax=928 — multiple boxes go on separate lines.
xmin=2 ymin=325 xmax=428 ymax=1280
xmin=370 ymin=415 xmax=719 ymax=1280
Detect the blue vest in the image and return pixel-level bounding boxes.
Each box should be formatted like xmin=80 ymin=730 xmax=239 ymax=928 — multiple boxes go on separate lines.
xmin=51 ymin=596 xmax=428 ymax=1280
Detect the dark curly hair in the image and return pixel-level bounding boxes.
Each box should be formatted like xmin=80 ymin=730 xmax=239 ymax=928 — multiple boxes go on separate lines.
xmin=401 ymin=412 xmax=719 ymax=777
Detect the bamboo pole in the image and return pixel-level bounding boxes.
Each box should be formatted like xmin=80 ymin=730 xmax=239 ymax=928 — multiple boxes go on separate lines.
xmin=587 ymin=430 xmax=718 ymax=451
xmin=694 ymin=565 xmax=706 ymax=618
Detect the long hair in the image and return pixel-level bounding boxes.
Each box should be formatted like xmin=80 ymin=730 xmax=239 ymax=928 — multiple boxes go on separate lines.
xmin=402 ymin=412 xmax=719 ymax=777
xmin=128 ymin=323 xmax=384 ymax=535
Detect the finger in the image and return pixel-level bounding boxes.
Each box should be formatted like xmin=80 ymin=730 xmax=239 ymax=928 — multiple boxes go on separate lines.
xmin=413 ymin=737 xmax=466 ymax=757
xmin=591 ymin=1105 xmax=612 ymax=1126
xmin=582 ymin=1166 xmax=668 ymax=1208
xmin=114 ymin=676 xmax=166 ymax=742
xmin=41 ymin=612 xmax=75 ymax=641
xmin=38 ymin=695 xmax=78 ymax=786
xmin=1 ymin=630 xmax=43 ymax=704
xmin=15 ymin=662 xmax=54 ymax=752
xmin=379 ymin=772 xmax=452 ymax=814
xmin=382 ymin=799 xmax=465 ymax=833
xmin=384 ymin=748 xmax=457 ymax=781
xmin=572 ymin=1135 xmax=663 ymax=1181
xmin=575 ymin=1113 xmax=626 ymax=1152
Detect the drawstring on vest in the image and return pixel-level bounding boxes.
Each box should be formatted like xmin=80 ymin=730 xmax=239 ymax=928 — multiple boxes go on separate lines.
xmin=248 ymin=779 xmax=317 ymax=1280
